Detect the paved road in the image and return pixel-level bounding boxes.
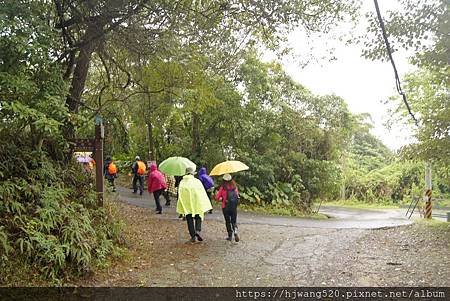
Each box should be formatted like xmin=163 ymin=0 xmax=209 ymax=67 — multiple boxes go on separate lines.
xmin=114 ymin=186 xmax=413 ymax=229
xmin=402 ymin=202 xmax=449 ymax=222
xmin=91 ymin=186 xmax=450 ymax=287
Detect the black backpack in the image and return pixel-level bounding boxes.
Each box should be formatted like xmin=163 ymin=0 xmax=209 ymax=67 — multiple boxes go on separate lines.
xmin=224 ymin=184 xmax=238 ymax=209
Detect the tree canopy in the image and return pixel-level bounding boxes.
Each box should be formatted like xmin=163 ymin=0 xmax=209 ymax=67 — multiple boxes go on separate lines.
xmin=362 ymin=0 xmax=449 ymax=166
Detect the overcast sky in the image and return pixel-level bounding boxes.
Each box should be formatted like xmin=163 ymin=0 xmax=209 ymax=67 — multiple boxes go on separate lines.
xmin=278 ymin=0 xmax=416 ymax=150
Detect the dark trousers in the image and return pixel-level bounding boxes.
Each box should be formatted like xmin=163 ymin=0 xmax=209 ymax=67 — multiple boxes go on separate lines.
xmin=162 ymin=190 xmax=171 ymax=205
xmin=185 ymin=214 xmax=202 ymax=238
xmin=132 ymin=175 xmax=144 ymax=193
xmin=205 ymin=188 xmax=213 ymax=208
xmin=153 ymin=189 xmax=164 ymax=211
xmin=107 ymin=177 xmax=116 ymax=190
xmin=222 ymin=206 xmax=238 ymax=237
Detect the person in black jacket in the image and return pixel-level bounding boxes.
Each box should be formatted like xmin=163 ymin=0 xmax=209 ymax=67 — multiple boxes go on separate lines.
xmin=131 ymin=156 xmax=144 ymax=195
xmin=104 ymin=156 xmax=117 ymax=192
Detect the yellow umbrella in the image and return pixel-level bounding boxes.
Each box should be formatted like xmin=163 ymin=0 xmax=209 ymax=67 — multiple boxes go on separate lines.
xmin=209 ymin=160 xmax=249 ymax=176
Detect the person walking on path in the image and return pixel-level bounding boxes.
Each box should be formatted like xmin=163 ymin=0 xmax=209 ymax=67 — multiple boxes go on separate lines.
xmin=177 ymin=167 xmax=212 ymax=242
xmin=198 ymin=167 xmax=215 ymax=214
xmin=131 ymin=156 xmax=146 ymax=195
xmin=104 ymin=156 xmax=118 ymax=192
xmin=147 ymin=163 xmax=168 ymax=214
xmin=175 ymin=175 xmax=184 ymax=219
xmin=215 ymin=173 xmax=240 ymax=242
xmin=163 ymin=174 xmax=176 ymax=206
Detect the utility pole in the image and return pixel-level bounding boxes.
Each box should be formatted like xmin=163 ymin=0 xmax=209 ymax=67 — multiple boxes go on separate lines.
xmin=424 ymin=162 xmax=432 ymax=219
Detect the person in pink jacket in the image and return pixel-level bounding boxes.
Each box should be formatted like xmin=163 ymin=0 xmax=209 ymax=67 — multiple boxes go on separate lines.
xmin=215 ymin=173 xmax=240 ymax=242
xmin=147 ymin=163 xmax=167 ymax=214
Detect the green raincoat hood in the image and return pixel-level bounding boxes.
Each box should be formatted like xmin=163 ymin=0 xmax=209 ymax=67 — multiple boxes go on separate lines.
xmin=176 ymin=175 xmax=212 ymax=220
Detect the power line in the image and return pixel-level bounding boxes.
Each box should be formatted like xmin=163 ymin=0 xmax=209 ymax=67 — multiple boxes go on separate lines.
xmin=373 ymin=0 xmax=419 ymax=127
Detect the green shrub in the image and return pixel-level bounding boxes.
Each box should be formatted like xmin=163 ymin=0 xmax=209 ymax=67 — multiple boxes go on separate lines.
xmin=0 ymin=138 xmax=123 ymax=284
xmin=342 ymin=160 xmax=450 ymax=203
xmin=238 ymin=174 xmax=310 ymax=212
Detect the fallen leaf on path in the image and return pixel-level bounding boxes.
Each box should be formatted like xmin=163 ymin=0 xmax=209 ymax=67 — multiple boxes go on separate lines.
xmin=386 ymin=262 xmax=402 ymax=266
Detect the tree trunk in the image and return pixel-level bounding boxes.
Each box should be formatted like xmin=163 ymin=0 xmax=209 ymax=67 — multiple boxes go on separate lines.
xmin=147 ymin=121 xmax=154 ymax=161
xmin=340 ymin=154 xmax=347 ymax=200
xmin=191 ymin=112 xmax=201 ymax=159
xmin=145 ymin=91 xmax=155 ymax=161
xmin=30 ymin=124 xmax=44 ymax=152
xmin=340 ymin=183 xmax=346 ymax=200
xmin=64 ymin=24 xmax=103 ymax=160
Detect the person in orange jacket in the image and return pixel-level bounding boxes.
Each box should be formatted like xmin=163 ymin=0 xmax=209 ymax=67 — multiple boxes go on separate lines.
xmin=104 ymin=156 xmax=118 ymax=192
xmin=131 ymin=156 xmax=146 ymax=195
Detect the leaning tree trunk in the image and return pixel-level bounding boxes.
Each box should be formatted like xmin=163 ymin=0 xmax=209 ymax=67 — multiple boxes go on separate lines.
xmin=64 ymin=24 xmax=103 ymax=160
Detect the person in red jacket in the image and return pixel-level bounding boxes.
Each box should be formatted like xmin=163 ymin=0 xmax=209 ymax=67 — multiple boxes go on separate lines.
xmin=215 ymin=173 xmax=240 ymax=242
xmin=147 ymin=163 xmax=167 ymax=214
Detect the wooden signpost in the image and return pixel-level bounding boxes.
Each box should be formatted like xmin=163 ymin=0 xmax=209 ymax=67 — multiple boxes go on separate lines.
xmin=94 ymin=118 xmax=104 ymax=206
xmin=70 ymin=138 xmax=95 ymax=152
xmin=70 ymin=116 xmax=104 ymax=206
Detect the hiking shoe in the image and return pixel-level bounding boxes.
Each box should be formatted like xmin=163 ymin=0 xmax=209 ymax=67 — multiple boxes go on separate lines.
xmin=234 ymin=233 xmax=240 ymax=242
xmin=156 ymin=210 xmax=162 ymax=214
xmin=195 ymin=233 xmax=203 ymax=242
xmin=225 ymin=236 xmax=232 ymax=241
xmin=190 ymin=237 xmax=196 ymax=243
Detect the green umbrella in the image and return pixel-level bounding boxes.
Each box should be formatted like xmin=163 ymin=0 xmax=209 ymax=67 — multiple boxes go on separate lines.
xmin=158 ymin=156 xmax=196 ymax=176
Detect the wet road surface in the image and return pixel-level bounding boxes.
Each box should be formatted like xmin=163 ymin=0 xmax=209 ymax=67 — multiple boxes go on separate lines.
xmin=87 ymin=188 xmax=449 ymax=286
xmin=115 ymin=186 xmax=413 ymax=229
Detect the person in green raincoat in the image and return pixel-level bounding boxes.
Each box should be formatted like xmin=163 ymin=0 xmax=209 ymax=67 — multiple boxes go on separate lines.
xmin=177 ymin=166 xmax=213 ymax=242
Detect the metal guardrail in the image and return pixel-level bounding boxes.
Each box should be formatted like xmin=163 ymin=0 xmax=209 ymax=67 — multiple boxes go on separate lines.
xmin=433 ymin=214 xmax=447 ymax=218
xmin=405 ymin=196 xmax=421 ymax=219
xmin=406 ymin=196 xmax=450 ymax=221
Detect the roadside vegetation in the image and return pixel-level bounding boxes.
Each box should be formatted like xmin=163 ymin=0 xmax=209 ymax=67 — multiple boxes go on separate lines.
xmin=1 ymin=0 xmax=448 ymax=284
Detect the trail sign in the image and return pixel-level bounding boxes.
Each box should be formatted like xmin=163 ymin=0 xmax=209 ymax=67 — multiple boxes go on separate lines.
xmin=70 ymin=138 xmax=95 ymax=152
xmin=70 ymin=120 xmax=104 ymax=206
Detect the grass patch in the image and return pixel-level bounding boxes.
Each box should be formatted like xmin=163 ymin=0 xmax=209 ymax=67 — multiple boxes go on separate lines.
xmin=240 ymin=204 xmax=328 ymax=219
xmin=432 ymin=199 xmax=450 ymax=209
xmin=320 ymin=199 xmax=400 ymax=209
xmin=414 ymin=220 xmax=450 ymax=250
xmin=0 ymin=258 xmax=52 ymax=286
xmin=415 ymin=218 xmax=450 ymax=230
xmin=114 ymin=174 xmax=134 ymax=189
